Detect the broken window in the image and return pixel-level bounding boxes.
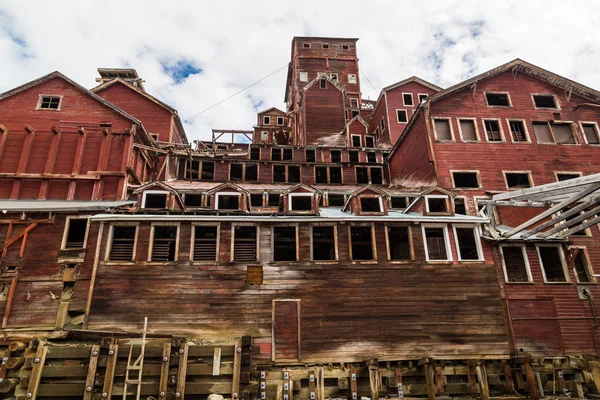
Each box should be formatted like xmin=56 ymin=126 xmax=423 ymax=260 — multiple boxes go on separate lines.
xmin=268 ymin=193 xmax=280 ymax=207
xmin=485 ymin=92 xmax=510 ymax=107
xmin=423 ymin=226 xmax=450 ymax=261
xmin=434 ymin=119 xmax=452 ymax=140
xmin=427 ymin=197 xmax=448 ymax=213
xmin=352 ymin=135 xmax=362 ymax=147
xmin=250 ymin=147 xmax=260 ymax=160
xmin=312 ymin=226 xmax=336 ymax=261
xmin=186 ymin=160 xmax=200 ymax=179
xmin=184 ymin=194 xmax=202 ymax=208
xmin=367 ymin=152 xmax=376 ymax=163
xmin=552 ymin=123 xmax=576 ymax=144
xmin=299 ymin=71 xmax=308 ymax=82
xmin=245 ymin=164 xmax=258 ymax=182
xmin=582 ymin=123 xmax=600 ymax=144
xmin=387 ymin=226 xmax=411 ymax=261
xmin=283 ymin=148 xmax=293 ymax=160
xmin=484 ymin=120 xmax=503 ymax=141
xmin=403 ymin=93 xmax=414 ymax=106
xmin=230 ymin=164 xmax=243 ymax=181
xmin=330 ymin=167 xmax=342 ymax=184
xmin=328 ymin=194 xmax=345 ymax=206
xmin=371 ymin=168 xmax=383 ymax=184
xmin=459 ymin=119 xmax=478 ymax=141
xmin=349 ymin=150 xmax=359 ymax=162
xmin=533 ymin=94 xmax=557 ymax=109
xmin=201 ymin=162 xmax=214 ymax=181
xmin=350 ymin=226 xmax=374 ymax=261
xmin=356 ymin=167 xmax=368 ymax=184
xmin=533 ymin=121 xmax=554 ymax=143
xmin=272 ymin=148 xmax=282 ymax=161
xmin=572 ymin=249 xmax=594 ymax=283
xmin=538 ymin=246 xmax=567 ymax=282
xmin=250 ymin=193 xmax=263 ymax=207
xmin=320 ymin=79 xmax=327 ymax=89
xmin=331 ymin=150 xmax=341 ymax=163
xmin=305 ymin=149 xmax=316 ymax=162
xmin=263 ymin=116 xmax=271 ymax=125
xmin=360 ymin=197 xmax=381 ymax=212
xmin=151 ymin=226 xmax=178 ymax=262
xmin=273 ymin=165 xmax=286 ymax=182
xmin=348 ymin=74 xmax=357 ymax=84
xmin=501 ymin=246 xmax=530 ymax=282
xmin=273 ymin=226 xmax=297 ymax=262
xmin=365 ymin=136 xmax=375 ymax=148
xmin=315 ymin=167 xmax=328 ymax=184
xmin=418 ymin=94 xmax=428 ymax=103
xmin=509 ymin=120 xmax=528 ymax=142
xmin=290 ymin=195 xmax=312 ymax=211
xmin=454 ymin=226 xmax=482 ymax=261
xmin=452 ymin=172 xmax=479 ymax=188
xmin=233 ymin=226 xmax=257 ymax=262
xmin=505 ymin=172 xmax=531 ymax=189
xmin=193 ymin=226 xmax=218 ymax=261
xmin=277 ymin=116 xmax=284 ymax=126
xmin=391 ymin=196 xmax=407 ymax=209
xmin=217 ymin=194 xmax=240 ymax=210
xmin=39 ymin=95 xmax=61 ymax=109
xmin=63 ymin=218 xmax=89 ymax=249
xmin=454 ymin=198 xmax=466 ymax=215
xmin=350 ymin=98 xmax=359 ymax=108
xmin=143 ymin=192 xmax=168 ymax=209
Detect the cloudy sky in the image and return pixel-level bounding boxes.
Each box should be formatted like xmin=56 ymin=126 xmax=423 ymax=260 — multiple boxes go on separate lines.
xmin=0 ymin=1 xmax=598 ymax=141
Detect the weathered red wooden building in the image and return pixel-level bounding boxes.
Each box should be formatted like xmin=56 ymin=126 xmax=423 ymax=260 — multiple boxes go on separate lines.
xmin=0 ymin=38 xmax=600 ymax=399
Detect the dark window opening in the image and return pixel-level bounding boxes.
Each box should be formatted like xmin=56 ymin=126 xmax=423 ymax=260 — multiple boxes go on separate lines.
xmin=388 ymin=226 xmax=411 ymax=260
xmin=273 ymin=165 xmax=286 ymax=182
xmin=328 ymin=194 xmax=345 ymax=206
xmin=263 ymin=116 xmax=270 ymax=125
xmin=351 ymin=110 xmax=359 ymax=118
xmin=454 ymin=198 xmax=466 ymax=215
xmin=349 ymin=150 xmax=359 ymax=162
xmin=403 ymin=93 xmax=414 ymax=106
xmin=506 ymin=173 xmax=531 ymax=188
xmin=268 ymin=193 xmax=280 ymax=207
xmin=110 ymin=226 xmax=137 ymax=261
xmin=250 ymin=194 xmax=263 ymax=207
xmin=503 ymin=247 xmax=529 ymax=282
xmin=455 ymin=227 xmax=480 ymax=260
xmin=509 ymin=120 xmax=528 ymax=142
xmin=573 ymin=250 xmax=593 ymax=283
xmin=484 ymin=120 xmax=502 ymax=141
xmin=350 ymin=226 xmax=374 ymax=260
xmin=250 ymin=147 xmax=260 ymax=160
xmin=322 ymin=44 xmax=329 ymax=49
xmin=283 ymin=148 xmax=293 ymax=160
xmin=201 ymin=162 xmax=214 ymax=181
xmin=371 ymin=168 xmax=383 ymax=185
xmin=151 ymin=226 xmax=177 ymax=262
xmin=552 ymin=123 xmax=576 ymax=144
xmin=144 ymin=193 xmax=168 ymax=208
xmin=391 ymin=197 xmax=407 ymax=209
xmin=434 ymin=119 xmax=452 ymax=140
xmin=245 ymin=164 xmax=258 ymax=182
xmin=230 ymin=164 xmax=243 ymax=181
xmin=218 ymin=195 xmax=240 ymax=210
xmin=360 ymin=197 xmax=381 ymax=212
xmin=184 ymin=194 xmax=202 ymax=208
xmin=356 ymin=167 xmax=368 ymax=184
xmin=424 ymin=227 xmax=448 ymax=260
xmin=582 ymin=123 xmax=600 ymax=144
xmin=303 ymin=43 xmax=310 ymax=48
xmin=352 ymin=136 xmax=361 ymax=147
xmin=277 ymin=116 xmax=284 ymax=125
xmin=427 ymin=198 xmax=448 ymax=213
xmin=305 ymin=149 xmax=316 ymax=162
xmin=315 ymin=167 xmax=328 ymax=184
xmin=291 ymin=196 xmax=312 ymax=211
xmin=557 ymin=173 xmax=580 ymax=181
xmin=205 ymin=194 xmax=211 ymax=208
xmin=65 ymin=218 xmax=88 ymax=249
xmin=272 ymin=148 xmax=281 ymax=161
xmin=397 ymin=110 xmax=408 ymax=123
xmin=193 ymin=226 xmax=218 ymax=261
xmin=330 ymin=167 xmax=342 ymax=184
xmin=342 ymin=44 xmax=349 ymax=50
xmin=365 ymin=136 xmax=375 ymax=148
xmin=453 ymin=172 xmax=479 ymax=188
xmin=288 ymin=166 xmax=301 ymax=183
xmin=312 ymin=226 xmax=336 ymax=260
xmin=274 ymin=226 xmax=297 ymax=261
xmin=367 ymin=152 xmax=376 ymax=163
xmin=40 ymin=95 xmax=61 ymax=109
xmin=539 ymin=246 xmax=567 ymax=282
xmin=186 ymin=160 xmax=200 ymax=179
xmin=459 ymin=119 xmax=477 ymax=141
xmin=419 ymin=94 xmax=428 ymax=103
xmin=234 ymin=226 xmax=257 ymax=262
xmin=533 ymin=95 xmax=557 ymax=108
xmin=330 ymin=150 xmax=341 ymax=163
xmin=320 ymin=79 xmax=327 ymax=89
xmin=485 ymin=92 xmax=510 ymax=107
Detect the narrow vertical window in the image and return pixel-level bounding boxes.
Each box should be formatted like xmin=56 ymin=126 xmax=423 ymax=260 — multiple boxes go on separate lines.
xmin=193 ymin=226 xmax=218 ymax=261
xmin=108 ymin=226 xmax=137 ymax=261
xmin=62 ymin=218 xmax=89 ymax=249
xmin=387 ymin=226 xmax=412 ymax=261
xmin=501 ymin=246 xmax=531 ymax=282
xmin=312 ymin=226 xmax=336 ymax=261
xmin=538 ymin=246 xmax=568 ymax=282
xmin=350 ymin=226 xmax=374 ymax=261
xmin=151 ymin=225 xmax=178 ymax=262
xmin=273 ymin=226 xmax=297 ymax=261
xmin=233 ymin=226 xmax=257 ymax=262
xmin=422 ymin=225 xmax=451 ymax=261
xmin=453 ymin=226 xmax=483 ymax=261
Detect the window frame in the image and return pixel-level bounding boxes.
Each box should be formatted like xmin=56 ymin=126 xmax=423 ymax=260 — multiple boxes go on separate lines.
xmin=105 ymin=223 xmax=139 ymax=263
xmin=358 ymin=195 xmax=384 ymax=214
xmin=348 ymin=74 xmax=357 ymax=84
xmin=36 ymin=94 xmax=63 ymax=111
xmin=60 ymin=216 xmax=91 ymax=250
xmin=385 ymin=224 xmax=414 ymax=263
xmin=425 ymin=195 xmax=451 ymax=214
xmin=421 ymin=224 xmax=453 ymax=262
xmin=350 ymin=98 xmax=359 ymax=108
xmin=533 ymin=121 xmax=578 ymax=145
xmin=231 ymin=223 xmax=260 ymax=263
xmin=396 ymin=109 xmax=408 ymax=124
xmin=215 ymin=191 xmax=242 ymax=210
xmin=482 ymin=118 xmax=506 ymax=143
xmin=288 ymin=192 xmax=315 ymax=212
xmin=499 ymin=244 xmax=533 ymax=283
xmin=536 ymin=244 xmax=570 ymax=284
xmin=299 ymin=71 xmax=308 ymax=82
xmin=569 ymin=246 xmax=596 ymax=284
xmin=271 ymin=224 xmax=299 ymax=263
xmin=402 ymin=92 xmax=414 ymax=107
xmin=141 ymin=190 xmax=170 ymax=209
xmin=484 ymin=91 xmax=512 ymax=108
xmin=418 ymin=93 xmax=428 ymax=103
xmin=579 ymin=121 xmax=600 ymax=145
xmin=148 ymin=222 xmax=181 ymax=263
xmin=263 ymin=116 xmax=271 ymax=125
xmin=554 ymin=171 xmax=582 ymax=182
xmin=452 ymin=224 xmax=484 ymax=262
xmin=351 ymin=134 xmax=362 ymax=147
xmin=450 ymin=170 xmax=481 ymax=189
xmin=276 ymin=116 xmax=284 ymax=126
xmin=355 ymin=166 xmax=383 ymax=185
xmin=348 ymin=223 xmax=377 ymax=263
xmin=310 ymin=223 xmax=339 ymax=263
xmin=365 ymin=135 xmax=375 ymax=148
xmin=503 ymin=171 xmax=534 ymax=190
xmin=506 ymin=119 xmax=531 ymax=143
xmin=190 ymin=223 xmax=220 ymax=263
xmin=456 ymin=117 xmax=480 ymax=142
xmin=273 ymin=164 xmax=302 ymax=183
xmin=432 ymin=117 xmax=455 ymax=142
xmin=531 ymin=93 xmax=560 ymax=110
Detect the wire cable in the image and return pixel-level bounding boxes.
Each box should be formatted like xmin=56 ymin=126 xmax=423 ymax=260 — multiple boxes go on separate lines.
xmin=360 ymin=70 xmax=378 ymax=94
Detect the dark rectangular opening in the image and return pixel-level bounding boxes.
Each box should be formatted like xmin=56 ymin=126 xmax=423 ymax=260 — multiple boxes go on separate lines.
xmin=291 ymin=196 xmax=312 ymax=211
xmin=277 ymin=116 xmax=284 ymax=126
xmin=283 ymin=148 xmax=293 ymax=160
xmin=205 ymin=194 xmax=211 ymax=208
xmin=250 ymin=193 xmax=263 ymax=207
xmin=288 ymin=166 xmax=300 ymax=183
xmin=485 ymin=92 xmax=510 ymax=106
xmin=65 ymin=218 xmax=88 ymax=249
xmin=342 ymin=44 xmax=349 ymax=50
xmin=315 ymin=167 xmax=328 ymax=184
xmin=352 ymin=135 xmax=361 ymax=147
xmin=328 ymin=194 xmax=345 ymax=206
xmin=506 ymin=173 xmax=531 ymax=188
xmin=201 ymin=162 xmax=214 ymax=181
xmin=484 ymin=120 xmax=502 ymax=141
xmin=272 ymin=148 xmax=281 ymax=161
xmin=573 ymin=250 xmax=592 ymax=283
xmin=453 ymin=172 xmax=479 ymax=188
xmin=349 ymin=150 xmax=359 ymax=162
xmin=397 ymin=110 xmax=408 ymax=123
xmin=230 ymin=164 xmax=243 ymax=181
xmin=424 ymin=227 xmax=448 ymax=260
xmin=144 ymin=193 xmax=168 ymax=208
xmin=303 ymin=43 xmax=310 ymax=48
xmin=388 ymin=226 xmax=411 ymax=260
xmin=184 ymin=194 xmax=202 ymax=208
xmin=502 ymin=247 xmax=529 ymax=282
xmin=557 ymin=173 xmax=580 ymax=181
xmin=509 ymin=120 xmax=527 ymax=142
xmin=320 ymin=79 xmax=327 ymax=89
xmin=365 ymin=136 xmax=375 ymax=148
xmin=312 ymin=226 xmax=335 ymax=260
xmin=193 ymin=226 xmax=217 ymax=261
xmin=367 ymin=152 xmax=376 ymax=163
xmin=234 ymin=226 xmax=257 ymax=262
xmin=403 ymin=93 xmax=413 ymax=106
xmin=419 ymin=94 xmax=427 ymax=103
xmin=330 ymin=150 xmax=341 ymax=163
xmin=218 ymin=195 xmax=240 ymax=210
xmin=109 ymin=226 xmax=137 ymax=261
xmin=322 ymin=44 xmax=329 ymax=49
xmin=245 ymin=164 xmax=258 ymax=181
xmin=268 ymin=193 xmax=280 ymax=207
xmin=371 ymin=168 xmax=383 ymax=184
xmin=454 ymin=198 xmax=466 ymax=215
xmin=274 ymin=226 xmax=297 ymax=261
xmin=263 ymin=116 xmax=271 ymax=125
xmin=391 ymin=197 xmax=407 ymax=209
xmin=273 ymin=165 xmax=286 ymax=182
xmin=427 ymin=198 xmax=448 ymax=213
xmin=356 ymin=167 xmax=368 ymax=184
xmin=330 ymin=167 xmax=342 ymax=184
xmin=351 ymin=110 xmax=359 ymax=118
xmin=350 ymin=226 xmax=374 ymax=260
xmin=151 ymin=226 xmax=177 ymax=262
xmin=250 ymin=147 xmax=260 ymax=160
xmin=455 ymin=227 xmax=480 ymax=260
xmin=305 ymin=149 xmax=316 ymax=162
xmin=582 ymin=123 xmax=600 ymax=144
xmin=360 ymin=197 xmax=381 ymax=212
xmin=533 ymin=95 xmax=557 ymax=108
xmin=186 ymin=160 xmax=200 ymax=179
xmin=539 ymin=246 xmax=567 ymax=282
xmin=40 ymin=96 xmax=61 ymax=109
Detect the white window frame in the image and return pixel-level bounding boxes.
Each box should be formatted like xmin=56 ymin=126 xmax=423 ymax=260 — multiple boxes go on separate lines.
xmin=503 ymin=171 xmax=534 ymax=190
xmin=60 ymin=216 xmax=91 ymax=250
xmin=263 ymin=116 xmax=271 ymax=125
xmin=351 ymin=134 xmax=362 ymax=147
xmin=104 ymin=223 xmax=139 ymax=262
xmin=310 ymin=223 xmax=339 ymax=262
xmin=288 ymin=193 xmax=314 ymax=212
xmin=359 ymin=196 xmax=384 ymax=214
xmin=432 ymin=117 xmax=455 ymax=141
xmin=350 ymin=98 xmax=359 ymax=108
xmin=579 ymin=121 xmax=600 ymax=145
xmin=482 ymin=118 xmax=506 ymax=143
xmin=536 ymin=244 xmax=570 ymax=283
xmin=276 ymin=116 xmax=284 ymax=126
xmin=190 ymin=223 xmax=220 ymax=262
xmin=531 ymin=93 xmax=560 ymax=110
xmin=484 ymin=91 xmax=513 ymax=108
xmin=452 ymin=224 xmax=484 ymax=262
xmin=396 ymin=109 xmax=408 ymax=124
xmin=506 ymin=119 xmax=531 ymax=143
xmin=385 ymin=225 xmax=414 ymax=262
xmin=499 ymin=244 xmax=533 ymax=283
xmin=456 ymin=117 xmax=480 ymax=142
xmin=402 ymin=92 xmax=414 ymax=107
xmin=141 ymin=190 xmax=170 ymax=209
xmin=418 ymin=93 xmax=428 ymax=103
xmin=148 ymin=222 xmax=181 ymax=262
xmin=365 ymin=135 xmax=375 ymax=148
xmin=36 ymin=94 xmax=63 ymax=111
xmin=425 ymin=195 xmax=450 ymax=213
xmin=231 ymin=223 xmax=260 ymax=263
xmin=421 ymin=224 xmax=453 ymax=262
xmin=348 ymin=74 xmax=357 ymax=84
xmin=299 ymin=71 xmax=308 ymax=82
xmin=215 ymin=191 xmax=242 ymax=210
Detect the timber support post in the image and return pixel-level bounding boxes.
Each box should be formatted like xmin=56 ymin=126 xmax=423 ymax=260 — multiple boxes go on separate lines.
xmin=524 ymin=361 xmax=540 ymax=400
xmin=420 ymin=358 xmax=437 ymax=400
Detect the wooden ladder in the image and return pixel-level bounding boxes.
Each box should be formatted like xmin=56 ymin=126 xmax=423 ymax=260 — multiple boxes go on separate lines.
xmin=123 ymin=317 xmax=148 ymax=400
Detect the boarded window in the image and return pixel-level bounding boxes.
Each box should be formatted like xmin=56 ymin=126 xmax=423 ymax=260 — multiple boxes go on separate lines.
xmin=434 ymin=119 xmax=452 ymax=140
xmin=360 ymin=197 xmax=381 ymax=212
xmin=552 ymin=124 xmax=576 ymax=144
xmin=273 ymin=166 xmax=286 ymax=182
xmin=291 ymin=195 xmax=312 ymax=211
xmin=533 ymin=122 xmax=554 ymax=143
xmin=64 ymin=218 xmax=88 ymax=249
xmin=233 ymin=226 xmax=257 ymax=262
xmin=245 ymin=164 xmax=258 ymax=181
xmin=371 ymin=168 xmax=383 ymax=184
xmin=230 ymin=164 xmax=243 ymax=181
xmin=305 ymin=149 xmax=316 ymax=162
xmin=397 ymin=110 xmax=408 ymax=123
xmin=193 ymin=226 xmax=218 ymax=261
xmin=331 ymin=150 xmax=341 ymax=163
xmin=39 ymin=95 xmax=61 ymax=109
xmin=485 ymin=92 xmax=510 ymax=106
xmin=352 ymin=135 xmax=361 ymax=147
xmin=582 ymin=123 xmax=600 ymax=144
xmin=424 ymin=227 xmax=449 ymax=260
xmin=109 ymin=227 xmax=136 ymax=261
xmin=250 ymin=147 xmax=260 ymax=160
xmin=391 ymin=196 xmax=407 ymax=209
xmin=330 ymin=167 xmax=342 ymax=184
xmin=218 ymin=195 xmax=240 ymax=210
xmin=509 ymin=120 xmax=528 ymax=142
xmin=367 ymin=152 xmax=376 ymax=163
xmin=365 ymin=136 xmax=375 ymax=148
xmin=274 ymin=226 xmax=297 ymax=261
xmin=184 ymin=194 xmax=202 ymax=208
xmin=455 ymin=227 xmax=480 ymax=260
xmin=201 ymin=162 xmax=214 ymax=180
xmin=144 ymin=193 xmax=168 ymax=208
xmin=502 ymin=246 xmax=529 ymax=282
xmin=349 ymin=150 xmax=359 ymax=162
xmin=539 ymin=246 xmax=567 ymax=282
xmin=356 ymin=167 xmax=368 ymax=184
xmin=315 ymin=167 xmax=328 ymax=183
xmin=299 ymin=71 xmax=308 ymax=82
xmin=328 ymin=194 xmax=345 ymax=206
xmin=533 ymin=95 xmax=557 ymax=108
xmin=283 ymin=148 xmax=293 ymax=160
xmin=427 ymin=197 xmax=448 ymax=213
xmin=459 ymin=119 xmax=477 ymax=141
xmin=312 ymin=226 xmax=335 ymax=260
xmin=453 ymin=172 xmax=479 ymax=188
xmin=484 ymin=120 xmax=502 ymax=141
xmin=506 ymin=173 xmax=531 ymax=188
xmin=454 ymin=198 xmax=466 ymax=215
xmin=388 ymin=226 xmax=411 ymax=260
xmin=350 ymin=226 xmax=374 ymax=260
xmin=403 ymin=93 xmax=413 ymax=106
xmin=151 ymin=226 xmax=178 ymax=262
xmin=250 ymin=193 xmax=263 ymax=207
xmin=573 ymin=250 xmax=593 ymax=283
xmin=247 ymin=265 xmax=263 ymax=285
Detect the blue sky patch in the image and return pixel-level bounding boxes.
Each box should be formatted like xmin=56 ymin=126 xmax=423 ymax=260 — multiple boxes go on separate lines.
xmin=161 ymin=59 xmax=203 ymax=84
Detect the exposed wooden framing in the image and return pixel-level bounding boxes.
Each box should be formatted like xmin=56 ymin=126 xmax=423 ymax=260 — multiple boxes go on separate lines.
xmin=435 ymin=365 xmax=446 ymax=396
xmin=589 ymin=360 xmax=600 ymax=394
xmin=72 ymin=128 xmax=87 ymax=175
xmin=475 ymin=364 xmax=489 ymax=400
xmin=309 ymin=369 xmax=317 ymax=400
xmin=1 ymin=222 xmax=37 ymax=253
xmin=176 ymin=343 xmax=189 ymax=398
xmin=231 ymin=341 xmax=241 ymax=399
xmin=0 ymin=127 xmax=9 ymax=162
xmin=158 ymin=342 xmax=171 ymax=399
xmin=535 ymin=372 xmax=545 ymax=398
xmin=395 ymin=368 xmax=403 ymax=398
xmin=424 ymin=362 xmax=436 ymax=400
xmin=523 ymin=362 xmax=540 ymax=400
xmin=83 ymin=345 xmax=100 ymax=400
xmin=213 ymin=347 xmax=222 ymax=376
xmin=26 ymin=344 xmax=48 ymax=400
xmin=102 ymin=343 xmax=119 ymax=399
xmin=560 ymin=214 xmax=600 ymax=238
xmin=467 ymin=365 xmax=478 ymax=397
xmin=537 ymin=204 xmax=600 ymax=238
xmin=503 ymin=363 xmax=515 ymax=394
xmin=16 ymin=126 xmax=35 ymax=174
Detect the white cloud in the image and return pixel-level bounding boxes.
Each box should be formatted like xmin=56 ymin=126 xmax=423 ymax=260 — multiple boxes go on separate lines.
xmin=1 ymin=0 xmax=599 ymax=141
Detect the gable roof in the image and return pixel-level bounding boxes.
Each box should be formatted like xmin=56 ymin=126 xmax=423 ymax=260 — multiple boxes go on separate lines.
xmin=257 ymin=107 xmax=285 ymax=115
xmin=342 ymin=114 xmax=370 ymax=131
xmin=382 ymin=76 xmax=442 ymax=93
xmin=132 ymin=180 xmax=177 ymax=195
xmin=281 ymin=183 xmax=322 ymax=195
xmin=205 ymin=182 xmax=249 ymax=196
xmin=342 ymin=185 xmax=390 ymax=212
xmin=303 ymin=72 xmax=345 ymax=93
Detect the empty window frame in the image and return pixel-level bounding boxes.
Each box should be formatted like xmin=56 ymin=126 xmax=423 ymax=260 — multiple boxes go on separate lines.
xmin=390 ymin=196 xmax=408 ymax=209
xmin=149 ymin=224 xmax=179 ymax=262
xmin=273 ymin=165 xmax=301 ymax=183
xmin=433 ymin=118 xmax=453 ymax=141
xmin=504 ymin=172 xmax=533 ymax=189
xmin=311 ymin=225 xmax=337 ymax=261
xmin=366 ymin=152 xmax=377 ymax=163
xmin=500 ymin=245 xmax=532 ymax=283
xmin=250 ymin=146 xmax=260 ymax=160
xmin=342 ymin=44 xmax=350 ymax=50
xmin=273 ymin=226 xmax=298 ymax=262
xmin=422 ymin=224 xmax=452 ymax=262
xmin=250 ymin=193 xmax=264 ymax=207
xmin=271 ymin=148 xmax=281 ymax=161
xmin=570 ymin=247 xmax=595 ymax=283
xmin=556 ymin=172 xmax=582 ymax=181
xmin=483 ymin=119 xmax=504 ymax=142
xmin=402 ymin=93 xmax=414 ymax=107
xmin=351 ymin=110 xmax=359 ymax=118
xmin=349 ymin=225 xmax=376 ymax=261
xmin=418 ymin=93 xmax=428 ymax=103
xmin=484 ymin=92 xmax=511 ymax=107
xmin=581 ymin=122 xmax=600 ymax=144
xmin=328 ymin=193 xmax=346 ymax=206
xmin=425 ymin=195 xmax=450 ymax=214
xmin=230 ymin=163 xmax=258 ymax=182
xmin=507 ymin=119 xmax=530 ymax=142
xmin=457 ymin=118 xmax=479 ymax=142
xmin=277 ymin=116 xmax=285 ymax=126
xmin=360 ymin=197 xmax=383 ymax=213
xmin=350 ymin=98 xmax=359 ymax=108
xmin=185 ymin=160 xmax=200 ymax=179
xmin=302 ymin=43 xmax=310 ymax=48
xmin=351 ymin=135 xmax=362 ymax=147
xmin=283 ymin=148 xmax=293 ymax=160
xmin=37 ymin=95 xmax=62 ymax=110
xmin=107 ymin=224 xmax=138 ymax=261
xmin=356 ymin=167 xmax=383 ymax=185
xmin=537 ymin=245 xmax=569 ymax=283
xmin=453 ymin=225 xmax=484 ymax=261
xmin=315 ymin=166 xmax=342 ymax=184
xmin=320 ymin=79 xmax=327 ymax=89
xmin=268 ymin=193 xmax=280 ymax=207
xmin=305 ymin=148 xmax=316 ymax=162
xmin=289 ymin=193 xmax=314 ymax=211
xmin=349 ymin=150 xmax=359 ymax=162
xmin=532 ymin=94 xmax=558 ymax=109
xmin=533 ymin=121 xmax=577 ymax=144
xmin=386 ymin=225 xmax=413 ymax=261
xmin=142 ymin=190 xmax=169 ymax=209
xmin=348 ymin=74 xmax=357 ymax=84
xmin=365 ymin=135 xmax=375 ymax=148
xmin=396 ymin=109 xmax=408 ymax=123
xmin=184 ymin=193 xmax=203 ymax=208
xmin=330 ymin=150 xmax=341 ymax=163
xmin=380 ymin=117 xmax=386 ymax=131
xmin=215 ymin=192 xmax=241 ymax=210
xmin=322 ymin=43 xmax=329 ymax=49
xmin=232 ymin=225 xmax=259 ymax=262
xmin=299 ymin=72 xmax=308 ymax=82
xmin=263 ymin=116 xmax=271 ymax=125
xmin=454 ymin=197 xmax=467 ymax=215
xmin=451 ymin=171 xmax=480 ymax=188
xmin=61 ymin=216 xmax=90 ymax=249
xmin=201 ymin=162 xmax=215 ymax=181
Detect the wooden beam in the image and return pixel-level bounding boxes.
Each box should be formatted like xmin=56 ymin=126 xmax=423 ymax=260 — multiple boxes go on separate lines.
xmin=0 ymin=128 xmax=9 ymax=163
xmin=424 ymin=362 xmax=437 ymax=400
xmin=395 ymin=368 xmax=403 ymax=398
xmin=72 ymin=130 xmax=87 ymax=175
xmin=522 ymin=196 xmax=600 ymax=237
xmin=523 ymin=363 xmax=540 ymax=400
xmin=176 ymin=343 xmax=189 ymax=399
xmin=559 ymin=214 xmax=600 ymax=237
xmin=537 ymin=204 xmax=600 ymax=238
xmin=475 ymin=365 xmax=490 ymax=400
xmin=231 ymin=341 xmax=241 ymax=399
xmin=309 ymin=369 xmax=316 ymax=400
xmin=493 ymin=173 xmax=600 ymax=201
xmin=83 ymin=222 xmax=104 ymax=329
xmin=1 ymin=223 xmax=37 ymax=253
xmin=16 ymin=128 xmax=35 ymax=174
xmin=83 ymin=345 xmax=100 ymax=400
xmin=158 ymin=343 xmax=170 ymax=399
xmin=1 ymin=277 xmax=17 ymax=328
xmin=213 ymin=347 xmax=222 ymax=376
xmin=26 ymin=344 xmax=48 ymax=400
xmin=467 ymin=365 xmax=478 ymax=398
xmin=588 ymin=360 xmax=600 ymax=394
xmin=102 ymin=344 xmax=119 ymax=399
xmin=369 ymin=365 xmax=379 ymax=400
